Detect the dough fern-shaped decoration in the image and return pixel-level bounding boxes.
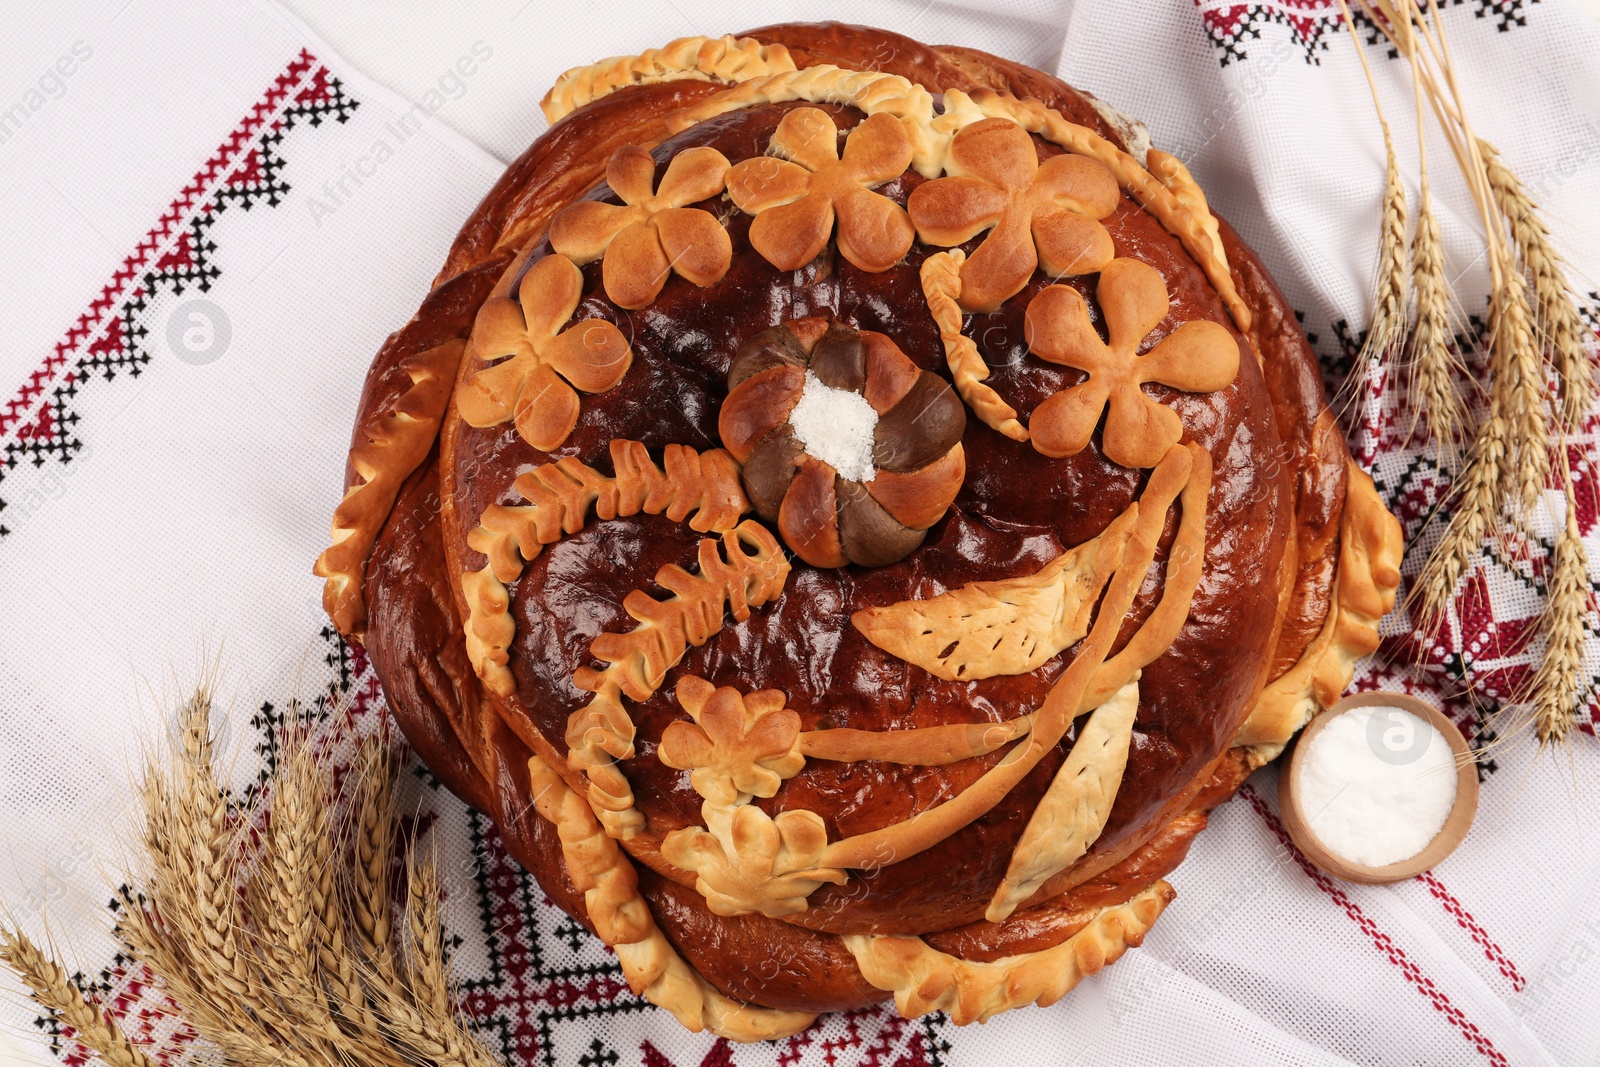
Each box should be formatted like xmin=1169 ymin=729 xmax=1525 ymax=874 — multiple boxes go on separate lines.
xmin=470 ymin=438 xmax=749 ymax=584
xmin=566 ymin=520 xmax=793 ymax=838
xmin=462 ymin=439 xmax=750 ymax=695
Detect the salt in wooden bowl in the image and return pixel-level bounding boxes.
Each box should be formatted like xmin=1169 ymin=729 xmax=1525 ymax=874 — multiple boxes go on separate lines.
xmin=1278 ymin=691 xmax=1479 ymax=884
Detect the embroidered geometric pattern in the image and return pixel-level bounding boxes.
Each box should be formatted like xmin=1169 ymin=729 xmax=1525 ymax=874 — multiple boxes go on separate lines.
xmin=1315 ymin=295 xmax=1600 ymax=742
xmin=0 ymin=53 xmax=357 ymax=539
xmin=1193 ymin=0 xmax=1541 ymax=67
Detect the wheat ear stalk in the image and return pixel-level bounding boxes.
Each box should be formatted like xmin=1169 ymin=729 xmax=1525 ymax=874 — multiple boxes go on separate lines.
xmin=1397 ymin=0 xmax=1464 ymax=458
xmin=1481 ymin=139 xmax=1595 ymax=434
xmin=1413 ymin=414 xmax=1510 ymax=626
xmin=245 ymin=740 xmax=356 ymax=1060
xmin=405 ymin=851 xmax=455 ymax=1021
xmin=135 ymin=694 xmax=296 ymax=1057
xmin=6 ymin=691 xmax=511 ymax=1067
xmin=0 ymin=927 xmax=159 ymax=1067
xmin=1337 ymin=0 xmax=1410 ymax=411
xmin=1528 ymin=483 xmax=1591 ymax=745
xmin=1408 ymin=189 xmax=1464 ymax=455
xmin=350 ymin=737 xmax=401 ymax=986
xmin=1490 ymin=262 xmax=1551 ymax=514
xmin=1365 ymin=133 xmax=1411 ymax=384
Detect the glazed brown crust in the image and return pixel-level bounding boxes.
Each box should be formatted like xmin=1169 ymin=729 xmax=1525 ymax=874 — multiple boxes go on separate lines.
xmin=346 ymin=21 xmax=1350 ymax=1015
xmin=439 ymin=102 xmax=1288 ymax=939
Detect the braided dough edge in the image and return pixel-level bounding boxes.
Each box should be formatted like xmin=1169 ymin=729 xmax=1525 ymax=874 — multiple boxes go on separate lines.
xmin=542 ymin=35 xmax=799 ymax=123
xmin=314 ymin=339 xmax=465 ymax=636
xmin=844 ymin=880 xmax=1174 ymax=1024
xmin=527 ymin=750 xmax=818 ymax=1041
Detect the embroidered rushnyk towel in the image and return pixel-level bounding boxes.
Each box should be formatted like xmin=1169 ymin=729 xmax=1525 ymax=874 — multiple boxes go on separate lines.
xmin=0 ymin=1 xmax=1597 ymax=1065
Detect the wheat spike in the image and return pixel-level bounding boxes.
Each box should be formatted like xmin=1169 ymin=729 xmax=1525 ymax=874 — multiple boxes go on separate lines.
xmin=136 ymin=694 xmax=293 ymax=1055
xmin=1374 ymin=134 xmax=1411 ymax=354
xmin=404 ymin=851 xmax=454 ymax=1021
xmin=1345 ymin=130 xmax=1411 ymax=408
xmin=245 ymin=740 xmax=357 ymax=1061
xmin=1408 ymin=191 xmax=1465 ymax=454
xmin=1528 ymin=492 xmax=1592 ymax=745
xmin=350 ymin=737 xmax=400 ymax=987
xmin=361 ymin=848 xmax=502 ymax=1067
xmin=1414 ymin=261 xmax=1541 ymax=627
xmin=1490 ymin=261 xmax=1550 ymax=514
xmin=310 ymin=750 xmax=404 ymax=1064
xmin=6 ymin=690 xmax=510 ymax=1067
xmin=0 ymin=926 xmax=160 ymax=1067
xmin=1413 ymin=411 xmax=1509 ymax=627
xmin=1481 ymin=139 xmax=1595 ymax=434
xmin=1337 ymin=0 xmax=1411 ymax=409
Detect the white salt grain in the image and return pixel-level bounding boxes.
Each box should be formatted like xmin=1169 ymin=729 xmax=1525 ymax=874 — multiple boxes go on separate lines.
xmin=789 ymin=370 xmax=879 ymax=483
xmin=1295 ymin=705 xmax=1458 ymax=868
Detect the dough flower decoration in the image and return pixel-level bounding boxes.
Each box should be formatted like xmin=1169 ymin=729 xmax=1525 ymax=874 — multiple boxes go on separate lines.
xmin=717 ymin=318 xmax=966 ymax=568
xmin=908 ymin=117 xmax=1119 ymax=313
xmin=726 ymin=107 xmax=915 ymax=273
xmin=661 ymin=677 xmax=844 ymax=919
xmin=659 ymin=676 xmax=804 ymax=806
xmin=457 ymin=253 xmax=632 ymax=451
xmin=549 ymin=144 xmax=734 ymax=309
xmin=664 ymin=803 xmax=845 ymax=919
xmin=1024 ymin=257 xmax=1240 ymax=468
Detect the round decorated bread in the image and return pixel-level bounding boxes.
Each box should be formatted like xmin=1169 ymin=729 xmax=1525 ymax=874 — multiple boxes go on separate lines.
xmin=316 ymin=23 xmax=1403 ymax=1037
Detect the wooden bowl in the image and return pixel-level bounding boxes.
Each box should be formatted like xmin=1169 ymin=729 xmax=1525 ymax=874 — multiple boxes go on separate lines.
xmin=1278 ymin=691 xmax=1480 ymax=884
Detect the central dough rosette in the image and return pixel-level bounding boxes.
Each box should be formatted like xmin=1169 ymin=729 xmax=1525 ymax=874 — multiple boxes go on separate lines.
xmin=717 ymin=318 xmax=966 ymax=568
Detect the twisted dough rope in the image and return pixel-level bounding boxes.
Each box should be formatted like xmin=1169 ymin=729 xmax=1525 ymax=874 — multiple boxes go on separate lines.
xmin=921 ymin=250 xmax=1026 ymax=442
xmin=541 ymin=35 xmax=798 ymax=124
xmin=568 ymin=521 xmax=791 ymax=839
xmin=314 ymin=339 xmax=464 ymax=637
xmin=462 ymin=440 xmax=748 ymax=696
xmin=844 ymin=880 xmax=1173 ymax=1024
xmin=525 ymin=751 xmax=816 ymax=1041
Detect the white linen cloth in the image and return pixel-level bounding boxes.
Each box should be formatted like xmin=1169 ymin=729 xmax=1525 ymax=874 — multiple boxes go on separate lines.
xmin=2 ymin=1 xmax=1598 ymax=1064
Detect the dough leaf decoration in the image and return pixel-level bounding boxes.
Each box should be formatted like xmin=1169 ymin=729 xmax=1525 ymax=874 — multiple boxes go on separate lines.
xmin=985 ymin=674 xmax=1141 ymax=922
xmin=851 ymin=505 xmax=1138 ymax=680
